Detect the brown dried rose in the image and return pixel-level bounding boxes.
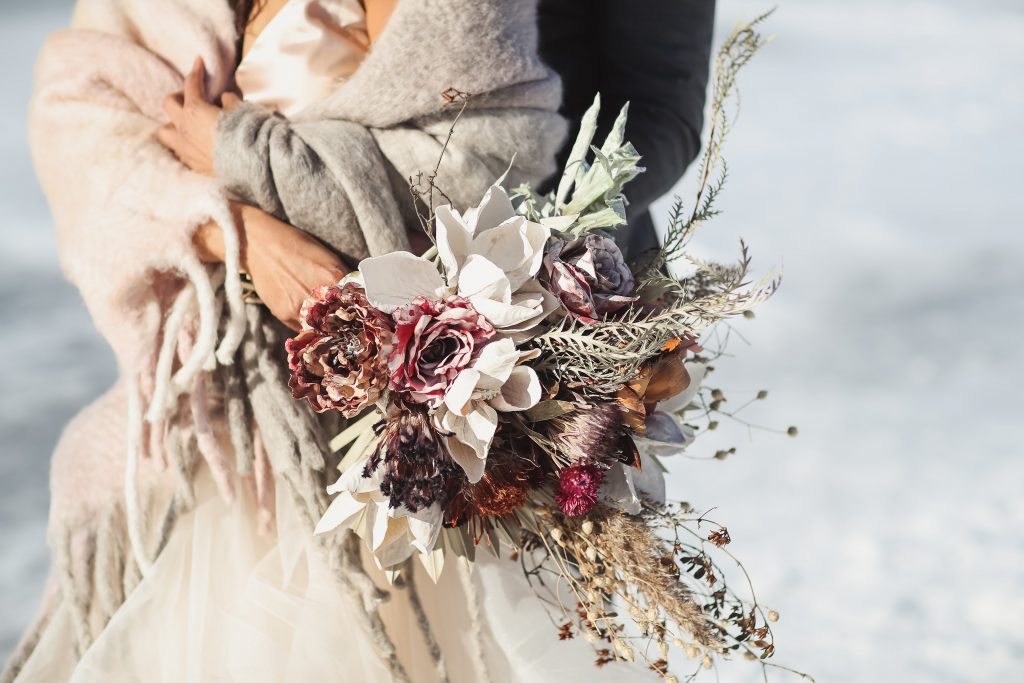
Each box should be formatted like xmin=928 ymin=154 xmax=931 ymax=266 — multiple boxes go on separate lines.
xmin=286 ymin=281 xmax=393 ymax=416
xmin=616 ymin=339 xmax=700 ymax=433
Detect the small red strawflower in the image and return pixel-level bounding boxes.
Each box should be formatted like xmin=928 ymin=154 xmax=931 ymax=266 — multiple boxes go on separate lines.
xmin=555 ymin=463 xmax=605 ymax=517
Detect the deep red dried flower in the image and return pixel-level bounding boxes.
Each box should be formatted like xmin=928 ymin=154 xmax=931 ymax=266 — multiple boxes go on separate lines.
xmin=555 ymin=463 xmax=605 ymax=517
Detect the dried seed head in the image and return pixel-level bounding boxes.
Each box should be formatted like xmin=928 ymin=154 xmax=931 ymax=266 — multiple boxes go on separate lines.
xmin=756 ymin=390 xmax=769 ymax=400
xmin=581 ymin=520 xmax=595 ymax=535
xmin=768 ymin=609 xmax=780 ymax=622
xmin=787 ymin=426 xmax=799 ymax=437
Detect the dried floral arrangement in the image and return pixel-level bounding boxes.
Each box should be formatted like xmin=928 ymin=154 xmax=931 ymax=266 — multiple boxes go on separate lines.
xmin=285 ymin=12 xmax=809 ymax=682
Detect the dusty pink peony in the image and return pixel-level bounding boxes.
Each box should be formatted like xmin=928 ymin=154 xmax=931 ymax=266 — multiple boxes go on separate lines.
xmin=542 ymin=235 xmax=637 ymax=323
xmin=555 ymin=462 xmax=605 ymax=517
xmin=287 ymin=282 xmax=394 ymax=416
xmin=388 ymin=296 xmax=495 ymax=406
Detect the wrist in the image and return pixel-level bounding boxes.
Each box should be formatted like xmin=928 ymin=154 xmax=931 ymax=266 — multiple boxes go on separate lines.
xmin=193 ymin=218 xmax=226 ymax=263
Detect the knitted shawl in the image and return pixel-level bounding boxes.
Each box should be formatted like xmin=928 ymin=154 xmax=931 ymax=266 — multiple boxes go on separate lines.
xmin=7 ymin=0 xmax=565 ymax=680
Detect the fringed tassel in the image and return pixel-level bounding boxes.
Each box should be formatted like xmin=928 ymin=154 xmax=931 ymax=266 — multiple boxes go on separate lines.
xmin=252 ymin=311 xmax=326 ymax=471
xmin=93 ymin=504 xmax=127 ymax=627
xmin=145 ymin=283 xmax=196 ymax=424
xmin=0 ymin=586 xmax=60 ymax=683
xmin=171 ymin=259 xmax=221 ymax=393
xmin=457 ymin=560 xmax=494 ymax=683
xmin=166 ymin=420 xmax=198 ymax=509
xmin=211 ymin=201 xmax=247 ymax=366
xmin=252 ymin=427 xmax=277 ymax=535
xmin=124 ymin=375 xmax=154 ymax=578
xmin=219 ymin=360 xmax=255 ymax=476
xmin=329 ymin=536 xmax=411 ymax=683
xmin=56 ymin=527 xmax=95 ymax=659
xmin=404 ymin=561 xmax=450 ymax=683
xmin=190 ymin=372 xmax=235 ymax=502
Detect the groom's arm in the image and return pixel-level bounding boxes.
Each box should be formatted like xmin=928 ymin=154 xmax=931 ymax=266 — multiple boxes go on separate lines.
xmin=538 ymin=0 xmax=715 ymax=257
xmin=599 ymin=0 xmax=716 ymax=218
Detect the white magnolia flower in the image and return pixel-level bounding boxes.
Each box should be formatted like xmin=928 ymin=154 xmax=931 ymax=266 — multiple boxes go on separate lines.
xmin=359 ymin=185 xmax=557 ymax=336
xmin=433 ymin=338 xmax=541 ymax=483
xmin=435 ymin=185 xmax=549 ymax=291
xmin=315 ymin=457 xmax=442 ymax=568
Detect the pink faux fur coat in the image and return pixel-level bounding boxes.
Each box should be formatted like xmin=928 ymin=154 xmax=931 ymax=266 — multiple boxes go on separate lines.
xmin=11 ymin=0 xmax=565 ymax=677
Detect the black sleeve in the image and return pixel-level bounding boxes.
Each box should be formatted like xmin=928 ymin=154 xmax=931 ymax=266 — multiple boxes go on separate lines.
xmin=598 ymin=0 xmax=716 ymax=218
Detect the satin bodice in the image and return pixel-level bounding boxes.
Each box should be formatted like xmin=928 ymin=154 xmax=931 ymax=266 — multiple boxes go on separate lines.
xmin=235 ymin=0 xmax=369 ymax=117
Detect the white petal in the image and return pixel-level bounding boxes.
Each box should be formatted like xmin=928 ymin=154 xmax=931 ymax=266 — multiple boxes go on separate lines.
xmin=488 ymin=287 xmax=559 ymax=334
xmin=517 ymin=220 xmax=552 ymax=285
xmin=490 ymin=366 xmax=541 ymax=412
xmin=327 ymin=457 xmax=376 ymax=495
xmin=599 ymin=464 xmax=641 ymax=515
xmin=468 ymin=339 xmax=519 ymax=391
xmin=630 ymin=452 xmax=667 ymax=504
xmin=469 ymin=297 xmax=541 ymax=330
xmin=314 ymin=493 xmax=366 ymax=535
xmin=374 ymin=529 xmax=417 ymax=568
xmin=465 ymin=402 xmax=498 ymax=446
xmin=418 ymin=546 xmax=446 ymax=582
xmin=434 ymin=205 xmax=472 ymax=283
xmin=408 ymin=504 xmax=443 ymax=555
xmin=359 ymin=252 xmax=446 ymax=313
xmin=659 ymin=362 xmax=707 ymax=413
xmin=466 ymin=185 xmax=516 ymax=235
xmin=469 ymin=217 xmax=551 ymax=291
xmin=444 ymin=369 xmax=482 ymax=415
xmin=370 ymin=502 xmax=394 ymax=550
xmin=446 ymin=435 xmax=487 ymax=483
xmin=457 ymin=254 xmax=511 ymax=304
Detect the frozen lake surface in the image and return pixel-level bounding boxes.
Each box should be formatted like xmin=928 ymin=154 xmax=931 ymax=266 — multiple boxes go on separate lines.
xmin=1 ymin=1 xmax=1022 ymax=681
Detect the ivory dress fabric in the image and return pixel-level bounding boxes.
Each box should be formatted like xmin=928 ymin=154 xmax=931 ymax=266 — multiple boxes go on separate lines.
xmin=9 ymin=0 xmax=643 ymax=680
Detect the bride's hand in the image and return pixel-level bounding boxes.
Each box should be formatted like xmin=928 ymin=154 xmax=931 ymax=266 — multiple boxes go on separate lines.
xmin=158 ymin=58 xmax=240 ymax=175
xmin=194 ymin=203 xmax=349 ymax=331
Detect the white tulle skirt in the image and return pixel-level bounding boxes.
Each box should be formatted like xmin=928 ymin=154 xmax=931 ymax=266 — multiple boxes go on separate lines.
xmin=15 ymin=471 xmax=639 ymax=682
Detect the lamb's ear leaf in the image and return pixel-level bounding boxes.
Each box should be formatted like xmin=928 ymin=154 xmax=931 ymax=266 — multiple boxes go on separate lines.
xmin=555 ymin=94 xmax=600 ymax=209
xmin=600 ymin=101 xmax=630 ymax=156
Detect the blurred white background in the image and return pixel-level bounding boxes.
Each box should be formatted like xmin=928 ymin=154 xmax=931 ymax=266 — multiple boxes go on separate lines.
xmin=1 ymin=1 xmax=1022 ymax=681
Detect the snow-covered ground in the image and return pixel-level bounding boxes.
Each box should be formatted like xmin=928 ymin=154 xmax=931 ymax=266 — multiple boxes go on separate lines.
xmin=1 ymin=1 xmax=1021 ymax=681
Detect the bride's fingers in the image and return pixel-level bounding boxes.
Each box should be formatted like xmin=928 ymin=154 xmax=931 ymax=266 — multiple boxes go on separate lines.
xmin=163 ymin=92 xmax=185 ymax=127
xmin=221 ymin=92 xmax=243 ymax=111
xmin=156 ymin=123 xmax=184 ymax=152
xmin=184 ymin=57 xmax=207 ymax=105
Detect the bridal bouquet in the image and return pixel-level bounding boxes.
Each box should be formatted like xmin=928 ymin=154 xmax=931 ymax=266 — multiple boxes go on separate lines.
xmin=286 ymin=16 xmax=795 ymax=681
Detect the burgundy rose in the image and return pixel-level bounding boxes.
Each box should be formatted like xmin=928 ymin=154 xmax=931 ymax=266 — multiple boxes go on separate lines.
xmin=286 ymin=281 xmax=393 ymax=416
xmin=388 ymin=296 xmax=495 ymax=405
xmin=542 ymin=235 xmax=637 ymax=323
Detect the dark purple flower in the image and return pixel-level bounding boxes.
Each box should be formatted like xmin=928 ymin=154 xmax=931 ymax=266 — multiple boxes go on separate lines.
xmin=542 ymin=235 xmax=637 ymax=323
xmin=363 ymin=403 xmax=459 ymax=512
